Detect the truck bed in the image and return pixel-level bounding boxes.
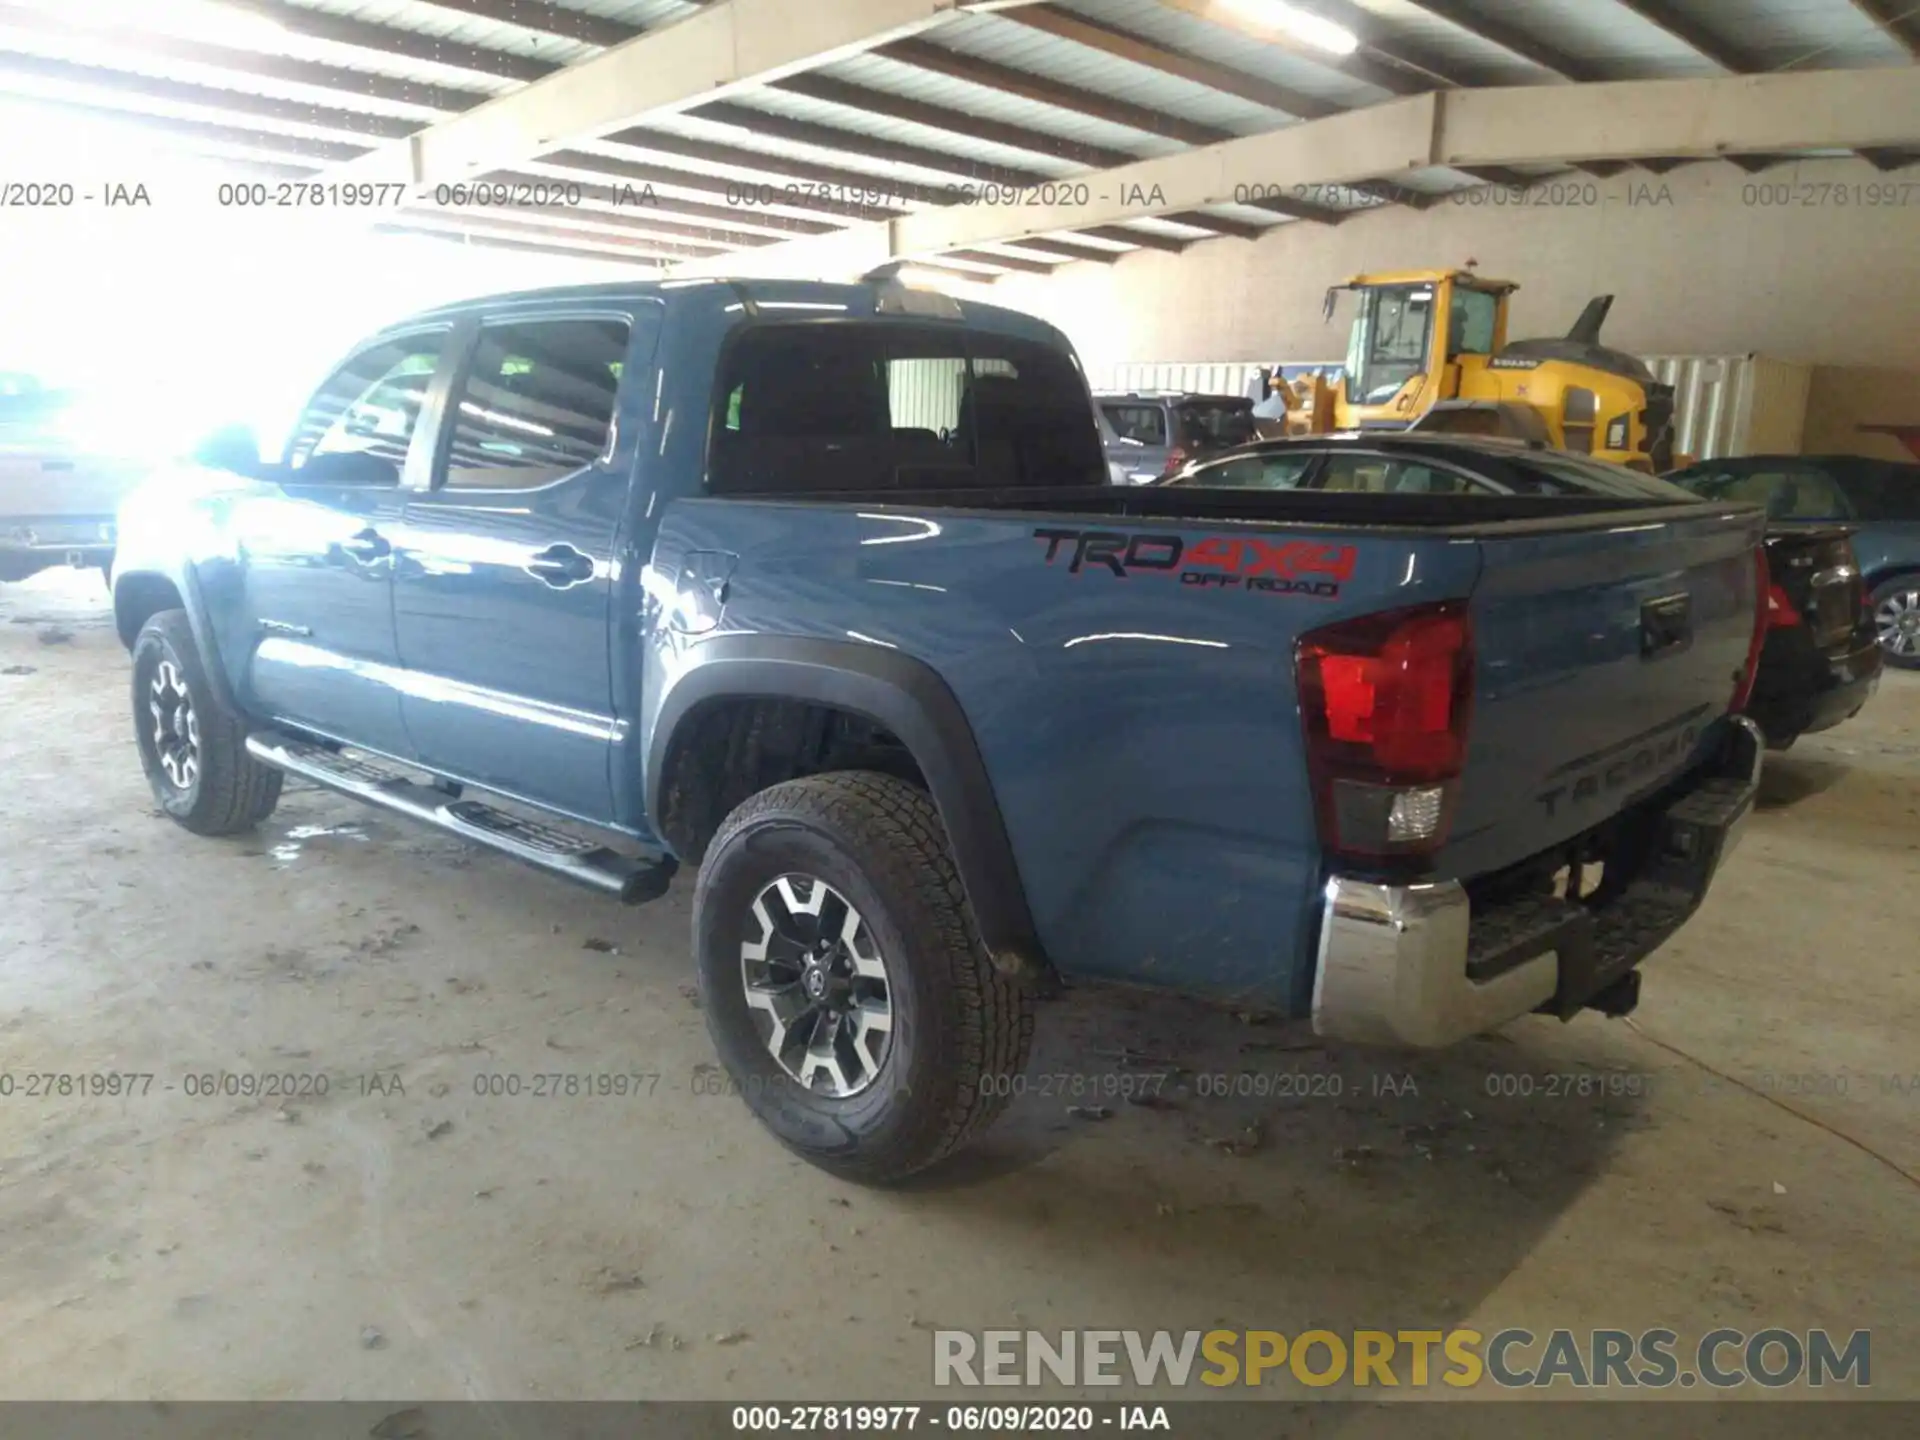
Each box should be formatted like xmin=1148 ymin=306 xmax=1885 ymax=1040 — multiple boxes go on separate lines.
xmin=727 ymin=481 xmax=1704 ymax=532
xmin=655 ymin=484 xmax=1765 ymax=1010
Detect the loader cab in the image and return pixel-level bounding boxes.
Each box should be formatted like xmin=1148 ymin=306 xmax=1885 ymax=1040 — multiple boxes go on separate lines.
xmin=1330 ymin=271 xmax=1514 ymax=428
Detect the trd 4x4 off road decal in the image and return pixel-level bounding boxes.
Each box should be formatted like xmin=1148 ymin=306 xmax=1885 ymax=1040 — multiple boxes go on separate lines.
xmin=1032 ymin=527 xmax=1354 ymax=599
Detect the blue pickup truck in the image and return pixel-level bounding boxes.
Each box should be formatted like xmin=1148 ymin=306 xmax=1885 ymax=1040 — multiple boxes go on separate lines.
xmin=112 ymin=275 xmax=1767 ymax=1182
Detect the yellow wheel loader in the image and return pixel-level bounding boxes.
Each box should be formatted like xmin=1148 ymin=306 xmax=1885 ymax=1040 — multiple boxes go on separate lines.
xmin=1274 ymin=269 xmax=1681 ymax=473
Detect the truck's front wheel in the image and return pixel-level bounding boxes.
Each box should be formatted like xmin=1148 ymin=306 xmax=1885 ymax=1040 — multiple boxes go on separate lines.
xmin=132 ymin=609 xmax=282 ymax=835
xmin=694 ymin=771 xmax=1034 ymax=1184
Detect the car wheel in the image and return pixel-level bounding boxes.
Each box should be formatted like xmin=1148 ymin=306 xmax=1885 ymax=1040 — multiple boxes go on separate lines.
xmin=1870 ymin=577 xmax=1920 ymax=670
xmin=694 ymin=771 xmax=1035 ymax=1184
xmin=132 ymin=609 xmax=283 ymax=835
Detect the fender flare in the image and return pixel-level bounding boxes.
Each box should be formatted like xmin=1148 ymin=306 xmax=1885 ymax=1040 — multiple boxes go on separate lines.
xmin=114 ymin=560 xmax=242 ymax=717
xmin=645 ymin=635 xmax=1045 ymax=976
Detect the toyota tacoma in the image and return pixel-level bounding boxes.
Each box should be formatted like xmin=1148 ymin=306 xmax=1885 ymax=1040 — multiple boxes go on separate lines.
xmin=111 ymin=276 xmax=1767 ymax=1182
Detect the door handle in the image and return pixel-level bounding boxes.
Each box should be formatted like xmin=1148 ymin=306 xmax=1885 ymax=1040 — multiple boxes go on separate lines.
xmin=341 ymin=528 xmax=390 ymax=561
xmin=525 ymin=543 xmax=595 ymax=587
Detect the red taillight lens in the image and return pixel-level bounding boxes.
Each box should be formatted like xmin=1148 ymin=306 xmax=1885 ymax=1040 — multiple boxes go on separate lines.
xmin=1731 ymin=546 xmax=1769 ymax=713
xmin=1297 ymin=601 xmax=1474 ymax=861
xmin=1765 ymin=580 xmax=1800 ymax=630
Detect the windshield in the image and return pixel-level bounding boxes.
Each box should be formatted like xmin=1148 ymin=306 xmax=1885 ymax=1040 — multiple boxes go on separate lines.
xmin=1173 ymin=445 xmax=1706 ymax=499
xmin=1506 ymin=451 xmax=1703 ymax=500
xmin=1176 ymin=400 xmax=1255 ymax=449
xmin=1664 ymin=463 xmax=1855 ymax=519
xmin=1348 ymin=284 xmax=1433 ymax=405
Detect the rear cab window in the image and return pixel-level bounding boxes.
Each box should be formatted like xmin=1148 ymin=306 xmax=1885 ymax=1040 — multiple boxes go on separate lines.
xmin=710 ymin=322 xmax=1107 ymax=495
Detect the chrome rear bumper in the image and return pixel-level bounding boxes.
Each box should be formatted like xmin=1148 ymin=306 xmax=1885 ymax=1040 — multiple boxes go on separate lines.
xmin=1312 ymin=716 xmax=1764 ymax=1049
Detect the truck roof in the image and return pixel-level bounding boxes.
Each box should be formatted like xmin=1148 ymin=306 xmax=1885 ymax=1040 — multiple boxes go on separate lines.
xmin=391 ymin=277 xmax=1068 ymax=346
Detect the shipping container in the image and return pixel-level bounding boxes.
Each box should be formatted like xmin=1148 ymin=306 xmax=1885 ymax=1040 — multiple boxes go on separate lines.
xmin=1101 ymin=354 xmax=1814 ymax=463
xmin=1642 ymin=355 xmax=1811 ymax=462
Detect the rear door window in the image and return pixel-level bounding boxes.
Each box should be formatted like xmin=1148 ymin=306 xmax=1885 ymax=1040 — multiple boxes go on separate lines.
xmin=711 ymin=323 xmax=1107 ymax=494
xmin=1176 ymin=400 xmax=1255 ymax=449
xmin=1100 ymin=403 xmax=1167 ymax=446
xmin=439 ymin=317 xmax=629 ymax=490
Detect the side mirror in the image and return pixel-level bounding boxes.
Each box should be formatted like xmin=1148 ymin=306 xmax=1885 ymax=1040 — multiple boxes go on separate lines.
xmin=191 ymin=424 xmax=264 ymax=475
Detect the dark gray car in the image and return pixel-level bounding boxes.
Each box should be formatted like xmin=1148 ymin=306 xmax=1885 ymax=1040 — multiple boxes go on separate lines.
xmin=1094 ymin=391 xmax=1256 ymax=484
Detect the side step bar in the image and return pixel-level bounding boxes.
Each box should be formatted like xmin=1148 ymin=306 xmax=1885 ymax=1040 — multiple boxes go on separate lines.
xmin=245 ymin=730 xmax=675 ymax=903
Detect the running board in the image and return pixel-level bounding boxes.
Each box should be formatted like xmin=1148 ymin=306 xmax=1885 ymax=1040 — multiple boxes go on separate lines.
xmin=245 ymin=730 xmax=675 ymax=902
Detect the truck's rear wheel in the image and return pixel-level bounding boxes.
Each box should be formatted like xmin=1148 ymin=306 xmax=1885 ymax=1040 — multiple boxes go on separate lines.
xmin=132 ymin=609 xmax=282 ymax=835
xmin=693 ymin=771 xmax=1034 ymax=1184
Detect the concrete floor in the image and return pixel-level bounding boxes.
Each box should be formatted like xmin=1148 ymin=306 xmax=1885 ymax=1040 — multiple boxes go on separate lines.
xmin=1 ymin=568 xmax=1916 ymax=1405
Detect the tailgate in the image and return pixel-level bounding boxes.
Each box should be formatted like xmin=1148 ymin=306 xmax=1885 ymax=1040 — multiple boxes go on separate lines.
xmin=0 ymin=446 xmax=147 ymax=520
xmin=1440 ymin=505 xmax=1765 ymax=878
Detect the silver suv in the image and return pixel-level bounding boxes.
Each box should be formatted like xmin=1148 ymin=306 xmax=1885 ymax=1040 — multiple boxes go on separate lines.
xmin=1094 ymin=391 xmax=1258 ymax=484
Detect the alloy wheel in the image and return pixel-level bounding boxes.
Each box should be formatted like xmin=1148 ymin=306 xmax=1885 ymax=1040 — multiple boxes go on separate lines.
xmin=740 ymin=874 xmax=894 ymax=1098
xmin=1875 ymin=587 xmax=1920 ymax=659
xmin=148 ymin=659 xmax=200 ymax=789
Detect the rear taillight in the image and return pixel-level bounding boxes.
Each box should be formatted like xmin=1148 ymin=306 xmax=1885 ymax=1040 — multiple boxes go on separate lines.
xmin=1296 ymin=601 xmax=1474 ymax=863
xmin=1765 ymin=580 xmax=1801 ymax=630
xmin=1731 ymin=546 xmax=1769 ymax=713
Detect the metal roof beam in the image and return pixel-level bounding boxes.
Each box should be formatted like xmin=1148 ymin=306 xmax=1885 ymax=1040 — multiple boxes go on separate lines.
xmin=1148 ymin=0 xmax=1435 ymax=95
xmin=0 ymin=2 xmax=489 ymax=111
xmin=873 ymin=36 xmax=1234 ymax=146
xmin=405 ymin=0 xmax=640 ymax=49
xmin=1391 ymin=0 xmax=1608 ymax=82
xmin=1160 ymin=210 xmax=1265 ymax=239
xmin=664 ymin=68 xmax=1920 ymax=273
xmin=372 ymin=222 xmax=657 ymax=265
xmin=1602 ymin=1 xmax=1802 ymax=169
xmin=999 ymin=236 xmax=1123 ymax=264
xmin=1000 ymin=4 xmax=1338 ymax=118
xmin=946 ymin=247 xmax=1059 ymax=274
xmin=766 ymin=72 xmax=1139 ymax=168
xmin=0 ymin=51 xmax=419 ymax=142
xmin=684 ymin=100 xmax=1052 ymax=190
xmin=324 ymin=0 xmax=1049 ymax=184
xmin=1076 ymin=226 xmax=1191 ymax=253
xmin=225 ymin=0 xmax=550 ymax=81
xmin=1850 ymin=0 xmax=1920 ymax=62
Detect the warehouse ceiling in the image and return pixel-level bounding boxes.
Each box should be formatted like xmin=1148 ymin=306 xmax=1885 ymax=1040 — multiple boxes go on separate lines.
xmin=2 ymin=0 xmax=1918 ymax=280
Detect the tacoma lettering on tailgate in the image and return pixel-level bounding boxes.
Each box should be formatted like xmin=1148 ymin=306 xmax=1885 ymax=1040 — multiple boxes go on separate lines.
xmin=1032 ymin=527 xmax=1355 ymax=599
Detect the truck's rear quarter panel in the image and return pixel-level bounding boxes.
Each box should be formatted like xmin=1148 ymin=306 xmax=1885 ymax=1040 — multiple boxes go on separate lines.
xmin=652 ymin=499 xmax=1481 ymax=1010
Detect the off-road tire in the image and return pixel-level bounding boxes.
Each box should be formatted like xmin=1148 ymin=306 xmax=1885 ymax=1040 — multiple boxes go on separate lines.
xmin=694 ymin=771 xmax=1035 ymax=1184
xmin=132 ymin=608 xmax=283 ymax=835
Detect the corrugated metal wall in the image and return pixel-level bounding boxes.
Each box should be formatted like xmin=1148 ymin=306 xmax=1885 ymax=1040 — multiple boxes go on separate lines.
xmin=1102 ymin=354 xmax=1813 ymax=462
xmin=1643 ymin=355 xmax=1811 ymax=461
